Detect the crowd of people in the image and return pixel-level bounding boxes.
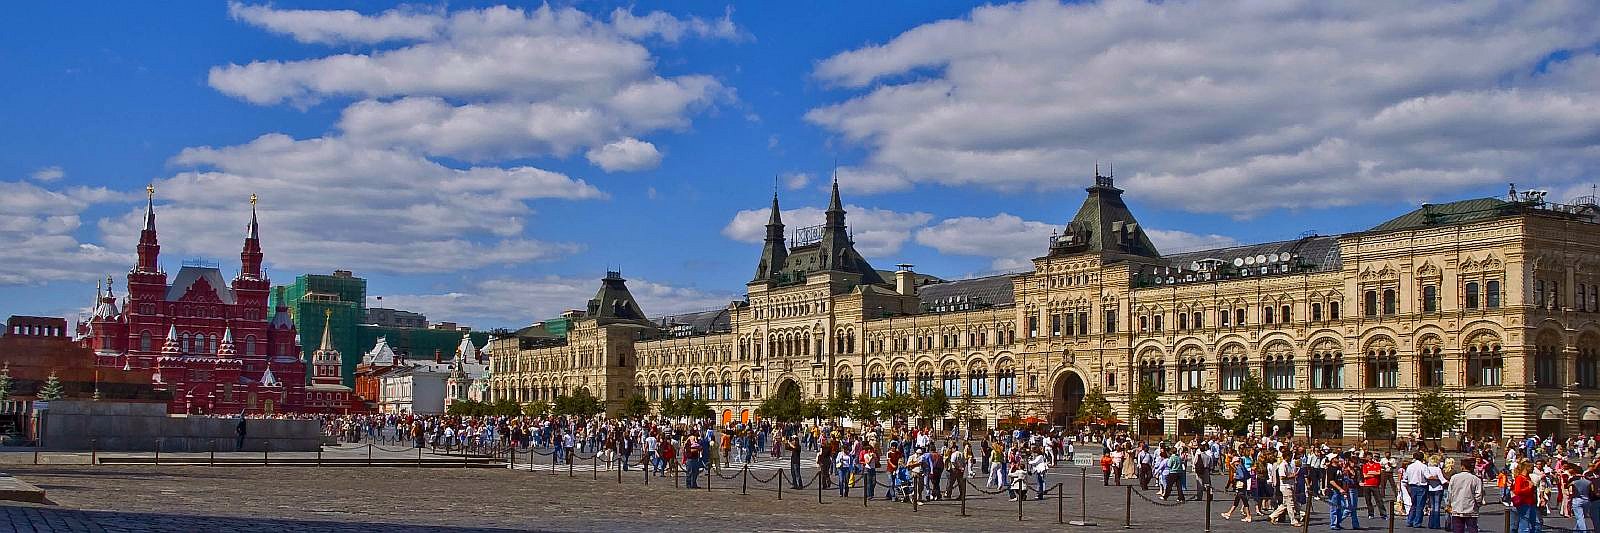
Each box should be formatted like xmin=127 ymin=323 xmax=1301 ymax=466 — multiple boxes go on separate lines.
xmin=310 ymin=412 xmax=1600 ymax=532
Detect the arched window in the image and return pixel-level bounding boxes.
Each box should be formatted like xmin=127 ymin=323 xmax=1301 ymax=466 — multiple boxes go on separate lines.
xmin=892 ymin=368 xmax=910 ymax=395
xmin=916 ymin=365 xmax=934 ymax=394
xmin=1535 ymin=332 xmax=1563 ymax=389
xmin=996 ymin=363 xmax=1016 ymax=396
xmin=1466 ymin=334 xmax=1503 ymax=386
xmin=1578 ymin=336 xmax=1599 ymax=389
xmin=868 ymin=367 xmax=886 ymax=398
xmin=139 ymin=330 xmax=152 ymax=352
xmin=1310 ymin=341 xmax=1344 ymax=389
xmin=1364 ymin=342 xmax=1398 ymax=388
xmin=942 ymin=365 xmax=960 ymax=397
xmin=967 ymin=365 xmax=988 ymax=397
xmin=1263 ymin=343 xmax=1295 ymax=390
xmin=1139 ymin=357 xmax=1166 ymax=392
xmin=1177 ymin=348 xmax=1204 ymax=392
xmin=1220 ymin=348 xmax=1248 ymax=391
xmin=1418 ymin=341 xmax=1445 ymax=387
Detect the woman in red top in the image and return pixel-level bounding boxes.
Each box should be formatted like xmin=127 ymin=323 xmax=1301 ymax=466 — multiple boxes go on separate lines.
xmin=1512 ymin=462 xmax=1539 ymax=533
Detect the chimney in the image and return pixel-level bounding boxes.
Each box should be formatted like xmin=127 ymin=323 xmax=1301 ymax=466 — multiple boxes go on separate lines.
xmin=895 ymin=264 xmax=916 ymax=296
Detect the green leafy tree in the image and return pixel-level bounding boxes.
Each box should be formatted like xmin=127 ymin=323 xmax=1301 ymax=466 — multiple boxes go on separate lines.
xmin=851 ymin=393 xmax=878 ymax=423
xmin=950 ymin=394 xmax=977 ymax=429
xmin=446 ymin=399 xmax=483 ymax=416
xmin=1360 ymin=400 xmax=1395 ymax=440
xmin=621 ymin=395 xmax=651 ymax=419
xmin=523 ymin=400 xmax=550 ymax=417
xmin=1414 ymin=390 xmax=1463 ymax=441
xmin=756 ymin=385 xmax=803 ymax=422
xmin=570 ymin=388 xmax=605 ymax=418
xmin=1232 ymin=373 xmax=1278 ymax=434
xmin=1289 ymin=393 xmax=1326 ymax=441
xmin=916 ymin=388 xmax=951 ymax=423
xmin=1182 ymin=389 xmax=1227 ymax=434
xmin=658 ymin=396 xmax=679 ymax=418
xmin=825 ymin=390 xmax=856 ymax=423
xmin=800 ymin=398 xmax=826 ymax=424
xmin=1128 ymin=383 xmax=1165 ymax=435
xmin=877 ymin=392 xmax=916 ymax=426
xmin=682 ymin=396 xmax=714 ymax=421
xmin=36 ymin=371 xmax=64 ymax=401
xmin=491 ymin=398 xmax=523 ymax=416
xmin=1075 ymin=386 xmax=1115 ymax=425
xmin=0 ymin=363 xmax=12 ymax=399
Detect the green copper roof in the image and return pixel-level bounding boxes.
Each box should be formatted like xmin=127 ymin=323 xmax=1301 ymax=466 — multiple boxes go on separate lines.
xmin=1368 ymin=198 xmax=1511 ymax=233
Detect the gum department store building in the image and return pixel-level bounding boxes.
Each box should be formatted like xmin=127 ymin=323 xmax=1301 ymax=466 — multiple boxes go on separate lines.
xmin=487 ymin=174 xmax=1600 ymax=441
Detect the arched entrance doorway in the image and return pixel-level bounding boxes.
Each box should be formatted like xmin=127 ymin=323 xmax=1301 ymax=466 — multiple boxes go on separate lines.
xmin=1051 ymin=371 xmax=1086 ymax=428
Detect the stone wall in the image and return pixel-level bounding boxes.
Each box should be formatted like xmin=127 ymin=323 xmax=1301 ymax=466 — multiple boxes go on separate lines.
xmin=39 ymin=400 xmax=320 ymax=452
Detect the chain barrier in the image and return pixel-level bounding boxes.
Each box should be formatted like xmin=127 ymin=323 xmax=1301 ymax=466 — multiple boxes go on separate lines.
xmin=966 ymin=478 xmax=1012 ymax=496
xmin=1128 ymin=485 xmax=1190 ymax=507
xmin=714 ymin=467 xmax=744 ymax=480
xmin=749 ymin=469 xmax=782 ymax=484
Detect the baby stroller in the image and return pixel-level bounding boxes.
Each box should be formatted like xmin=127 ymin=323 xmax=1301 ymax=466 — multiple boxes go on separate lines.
xmin=889 ymin=467 xmax=915 ymax=502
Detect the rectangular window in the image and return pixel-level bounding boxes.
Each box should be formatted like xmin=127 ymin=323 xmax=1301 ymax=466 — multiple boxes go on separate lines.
xmin=1330 ymin=301 xmax=1340 ymax=319
xmin=1235 ymin=308 xmax=1246 ymax=326
xmin=998 ymin=372 xmax=1015 ymax=396
xmin=1486 ymin=280 xmax=1501 ymax=308
xmin=1366 ymin=359 xmax=1398 ymax=388
xmin=1178 ymin=313 xmax=1188 ymax=330
xmin=1076 ymin=312 xmax=1089 ymax=335
xmin=1153 ymin=314 xmax=1163 ymax=331
xmin=1263 ymin=306 xmax=1275 ymax=324
xmin=1382 ymin=289 xmax=1398 ymax=315
xmin=1051 ymin=314 xmax=1062 ymax=336
xmin=1220 ymin=310 xmax=1230 ymax=327
xmin=1221 ymin=365 xmax=1246 ymax=391
xmin=969 ymin=373 xmax=988 ymax=397
xmin=1465 ymin=282 xmax=1480 ymax=309
xmin=1422 ymin=285 xmax=1438 ymax=313
xmin=1311 ymin=303 xmax=1323 ymax=322
xmin=943 ymin=373 xmax=960 ymax=397
xmin=1064 ymin=313 xmax=1076 ymax=336
xmin=1103 ymin=310 xmax=1117 ymax=334
xmin=1193 ymin=312 xmax=1203 ymax=329
xmin=1364 ymin=290 xmax=1378 ymax=317
xmin=1266 ymin=363 xmax=1295 ymax=390
xmin=1312 ymin=360 xmax=1344 ymax=389
xmin=1028 ymin=315 xmax=1039 ymax=338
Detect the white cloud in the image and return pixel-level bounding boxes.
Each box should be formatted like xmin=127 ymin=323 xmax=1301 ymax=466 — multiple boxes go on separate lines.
xmin=0 ymin=181 xmax=130 ymax=285
xmin=373 ymin=275 xmax=741 ymax=329
xmin=29 ymin=166 xmax=64 ymax=182
xmin=1144 ymin=229 xmax=1240 ymax=255
xmin=914 ymin=213 xmax=1056 ymax=271
xmin=834 ymin=166 xmax=912 ymax=194
xmin=96 ymin=134 xmax=601 ymax=275
xmin=608 ymin=7 xmax=744 ymax=43
xmin=781 ymin=172 xmax=811 ymax=190
xmin=214 ymin=4 xmax=733 ymax=164
xmin=808 ymin=0 xmax=1600 ymax=214
xmin=585 ymin=138 xmax=663 ymax=172
xmin=722 ymin=204 xmax=932 ymax=258
xmin=227 ymin=1 xmax=443 ymax=44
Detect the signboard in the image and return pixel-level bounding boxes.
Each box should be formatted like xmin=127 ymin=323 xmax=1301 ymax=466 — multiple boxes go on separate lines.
xmin=31 ymin=401 xmax=48 ymax=411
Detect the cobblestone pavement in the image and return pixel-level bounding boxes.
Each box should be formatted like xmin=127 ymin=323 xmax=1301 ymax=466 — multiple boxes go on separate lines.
xmin=0 ymin=463 xmax=1525 ymax=532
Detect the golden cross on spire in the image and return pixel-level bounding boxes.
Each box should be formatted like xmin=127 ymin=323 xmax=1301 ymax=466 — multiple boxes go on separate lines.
xmin=146 ymin=184 xmax=155 ymax=198
xmin=250 ymin=193 xmax=258 ymax=206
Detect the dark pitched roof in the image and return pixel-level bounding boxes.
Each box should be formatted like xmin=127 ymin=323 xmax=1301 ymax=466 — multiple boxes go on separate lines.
xmin=585 ymin=272 xmax=655 ymax=327
xmin=1048 ymin=177 xmax=1160 ymax=259
xmin=166 ymin=266 xmax=235 ymax=304
xmin=918 ymin=274 xmax=1016 ymax=311
xmin=653 ymin=308 xmax=731 ymax=335
xmin=1368 ymin=198 xmax=1511 ymax=233
xmin=1164 ymin=235 xmax=1343 ymax=272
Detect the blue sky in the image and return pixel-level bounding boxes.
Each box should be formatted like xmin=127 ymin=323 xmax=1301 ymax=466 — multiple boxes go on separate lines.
xmin=3 ymin=1 xmax=1599 ymax=329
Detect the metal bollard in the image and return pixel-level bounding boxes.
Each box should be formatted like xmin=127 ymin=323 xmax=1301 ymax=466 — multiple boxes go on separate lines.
xmin=1070 ymin=466 xmax=1096 ymax=526
xmin=1123 ymin=485 xmax=1131 ymax=529
xmin=33 ymin=449 xmax=38 ymax=465
xmin=210 ymin=440 xmax=216 ymax=466
xmin=817 ymin=471 xmax=823 ymax=504
xmin=317 ymin=447 xmax=322 ymax=467
xmin=963 ymin=478 xmax=971 ymax=517
xmin=154 ymin=439 xmax=161 ymax=465
xmin=1302 ymin=496 xmax=1312 ymax=533
xmin=777 ymin=469 xmax=783 ymax=500
xmin=1504 ymin=502 xmax=1512 ymax=533
xmin=742 ymin=464 xmax=748 ymax=495
xmin=1056 ymin=482 xmax=1063 ymax=524
xmin=1205 ymin=487 xmax=1213 ymax=533
xmin=263 ymin=441 xmax=270 ymax=466
xmin=705 ymin=466 xmax=711 ymax=492
xmin=509 ymin=446 xmax=514 ymax=470
xmin=418 ymin=445 xmax=423 ymax=468
xmin=593 ymin=454 xmax=598 ymax=480
xmin=91 ymin=438 xmax=97 ymax=465
xmin=1018 ymin=482 xmax=1025 ymax=521
xmin=551 ymin=450 xmax=558 ymax=477
xmin=913 ymin=475 xmax=921 ymax=512
xmin=367 ymin=443 xmax=373 ymax=466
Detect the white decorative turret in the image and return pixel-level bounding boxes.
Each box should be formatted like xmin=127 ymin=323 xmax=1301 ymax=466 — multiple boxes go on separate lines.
xmin=311 ymin=310 xmax=342 ymax=387
xmin=260 ymin=361 xmax=280 ymax=388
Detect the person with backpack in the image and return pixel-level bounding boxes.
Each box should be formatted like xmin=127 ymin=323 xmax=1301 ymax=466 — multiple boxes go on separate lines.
xmin=1221 ymin=456 xmax=1256 ymax=522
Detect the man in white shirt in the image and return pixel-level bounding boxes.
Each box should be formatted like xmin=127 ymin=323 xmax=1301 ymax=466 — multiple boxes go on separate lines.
xmin=1402 ymin=452 xmax=1430 ymax=527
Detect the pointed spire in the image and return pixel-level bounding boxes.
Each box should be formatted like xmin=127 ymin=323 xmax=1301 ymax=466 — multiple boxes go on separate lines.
xmin=767 ymin=192 xmax=783 ymax=226
xmin=319 ymin=309 xmax=334 ymax=352
xmin=217 ymin=327 xmax=236 ymax=358
xmin=143 ymin=184 xmax=156 ymax=231
xmin=261 ymin=361 xmax=279 ymax=387
xmin=827 ymin=173 xmax=843 ymax=214
xmin=161 ymin=325 xmax=181 ymax=356
xmin=247 ymin=194 xmax=259 ymax=240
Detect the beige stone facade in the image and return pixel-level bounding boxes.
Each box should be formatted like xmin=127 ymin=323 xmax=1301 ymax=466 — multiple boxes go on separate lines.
xmin=487 ymin=177 xmax=1600 ymax=441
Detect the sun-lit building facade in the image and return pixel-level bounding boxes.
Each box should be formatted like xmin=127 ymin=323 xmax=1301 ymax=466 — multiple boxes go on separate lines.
xmin=488 ymin=175 xmax=1600 ymax=441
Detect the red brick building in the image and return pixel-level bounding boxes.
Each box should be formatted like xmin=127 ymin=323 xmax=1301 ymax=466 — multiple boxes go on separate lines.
xmin=79 ymin=189 xmax=360 ymax=415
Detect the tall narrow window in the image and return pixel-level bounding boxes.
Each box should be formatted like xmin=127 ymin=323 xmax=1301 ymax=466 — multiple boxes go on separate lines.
xmin=1235 ymin=308 xmax=1246 ymax=326
xmin=1382 ymin=289 xmax=1398 ymax=315
xmin=997 ymin=365 xmax=1016 ymax=396
xmin=1192 ymin=312 xmax=1203 ymax=329
xmin=1263 ymin=306 xmax=1275 ymax=324
xmin=1104 ymin=310 xmax=1117 ymax=334
xmin=1364 ymin=291 xmax=1378 ymax=317
xmin=1422 ymin=285 xmax=1438 ymax=313
xmin=1465 ymin=282 xmax=1481 ymax=309
xmin=1311 ymin=303 xmax=1323 ymax=322
xmin=139 ymin=330 xmax=152 ymax=352
xmin=1178 ymin=313 xmax=1189 ymax=330
xmin=1486 ymin=280 xmax=1502 ymax=308
xmin=1153 ymin=314 xmax=1163 ymax=331
xmin=1281 ymin=305 xmax=1292 ymax=323
xmin=968 ymin=367 xmax=988 ymax=397
xmin=1418 ymin=345 xmax=1445 ymax=387
xmin=1329 ymin=301 xmax=1341 ymax=319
